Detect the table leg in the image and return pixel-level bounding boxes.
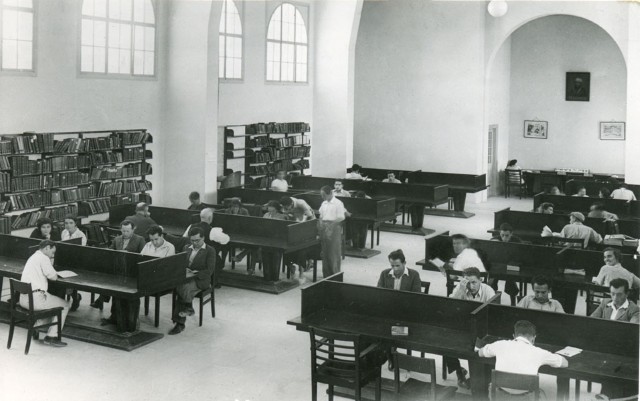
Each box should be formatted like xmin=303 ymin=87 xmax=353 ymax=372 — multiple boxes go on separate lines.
xmin=469 ymin=360 xmax=490 ymax=401
xmin=451 ymin=190 xmax=467 ymax=212
xmin=370 ymin=225 xmax=374 ymax=249
xmin=556 ymin=376 xmax=570 ymax=401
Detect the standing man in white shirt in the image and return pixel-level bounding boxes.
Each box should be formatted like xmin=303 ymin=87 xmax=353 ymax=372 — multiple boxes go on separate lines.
xmin=270 ymin=170 xmax=289 ymax=192
xmin=477 ymin=320 xmax=568 ymax=398
xmin=20 ymin=240 xmax=69 ymax=347
xmin=318 ymin=185 xmax=346 ymax=278
xmin=610 ymin=183 xmax=637 ymax=201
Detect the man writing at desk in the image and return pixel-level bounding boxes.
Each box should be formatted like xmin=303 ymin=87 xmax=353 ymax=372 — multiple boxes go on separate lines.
xmin=169 ymin=227 xmax=216 ymax=335
xmin=517 ymin=275 xmax=565 ymax=313
xmin=20 ymin=240 xmax=69 ymax=347
xmin=477 ymin=320 xmax=568 ymax=399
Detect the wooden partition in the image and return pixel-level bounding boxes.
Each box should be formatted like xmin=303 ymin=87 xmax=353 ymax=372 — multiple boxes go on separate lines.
xmin=533 ymin=193 xmax=638 ymax=218
xmin=557 ymin=247 xmax=639 ymax=279
xmin=109 ymin=204 xmax=199 ymax=228
xmin=137 ymin=253 xmax=187 ymax=293
xmin=296 ymin=193 xmax=396 ymax=220
xmin=217 ymin=187 xmax=313 ymax=205
xmin=565 ymin=179 xmax=640 ymax=199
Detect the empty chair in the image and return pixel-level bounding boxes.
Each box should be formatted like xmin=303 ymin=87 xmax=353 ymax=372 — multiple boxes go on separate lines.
xmin=7 ymin=279 xmax=64 ymax=355
xmin=490 ymin=370 xmax=540 ymax=401
xmin=392 ymin=351 xmax=457 ymax=400
xmin=420 ymin=281 xmax=431 ymax=294
xmin=309 ymin=326 xmax=384 ymax=401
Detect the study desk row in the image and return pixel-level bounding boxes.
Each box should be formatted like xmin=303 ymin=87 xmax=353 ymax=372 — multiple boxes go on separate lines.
xmin=0 ymin=234 xmax=188 ymax=351
xmin=287 ymin=274 xmax=638 ymax=401
xmin=564 ymin=179 xmax=640 ymax=200
xmin=492 ymin=207 xmax=640 ymax=242
xmin=417 ymin=232 xmax=640 ymax=312
xmin=522 ymin=171 xmax=625 ymax=196
xmin=533 ymin=193 xmax=640 ymax=220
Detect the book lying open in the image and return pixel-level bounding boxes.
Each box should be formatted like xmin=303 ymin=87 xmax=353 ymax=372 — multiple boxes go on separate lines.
xmin=391 ymin=326 xmax=409 ymax=336
xmin=556 ymin=346 xmax=582 ymax=357
xmin=56 ymin=270 xmax=77 ymax=279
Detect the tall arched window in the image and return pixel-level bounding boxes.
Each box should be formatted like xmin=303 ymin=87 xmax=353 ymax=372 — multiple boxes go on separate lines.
xmin=219 ymin=0 xmax=242 ymax=80
xmin=1 ymin=0 xmax=35 ymax=71
xmin=81 ymin=0 xmax=156 ymax=76
xmin=266 ymin=3 xmax=307 ymax=83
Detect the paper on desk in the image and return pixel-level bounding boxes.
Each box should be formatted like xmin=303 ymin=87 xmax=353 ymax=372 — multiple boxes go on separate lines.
xmin=56 ymin=270 xmax=77 ymax=279
xmin=563 ymin=268 xmax=585 ymax=276
xmin=430 ymin=257 xmax=445 ymax=268
xmin=541 ymin=226 xmax=553 ymax=237
xmin=556 ymin=346 xmax=582 ymax=357
xmin=391 ymin=326 xmax=409 ymax=336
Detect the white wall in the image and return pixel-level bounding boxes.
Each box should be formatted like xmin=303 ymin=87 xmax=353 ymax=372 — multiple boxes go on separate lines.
xmin=508 ymin=15 xmax=627 ymax=174
xmin=353 ymin=0 xmax=486 ymax=175
xmin=625 ymin=4 xmax=640 ymax=185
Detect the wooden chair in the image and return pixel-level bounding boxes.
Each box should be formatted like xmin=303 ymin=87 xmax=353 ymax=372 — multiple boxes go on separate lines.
xmin=420 ymin=281 xmax=431 ymax=294
xmin=392 ymin=351 xmax=457 ymax=400
xmin=445 ymin=270 xmax=489 ymax=297
xmin=504 ymin=170 xmax=526 ymax=199
xmin=7 ymin=280 xmax=64 ymax=355
xmin=309 ymin=326 xmax=383 ymax=401
xmin=490 ymin=370 xmax=539 ymax=401
xmin=170 ymin=272 xmax=215 ymax=327
xmin=585 ymin=284 xmax=611 ymax=316
xmin=219 ymin=171 xmax=242 ymax=189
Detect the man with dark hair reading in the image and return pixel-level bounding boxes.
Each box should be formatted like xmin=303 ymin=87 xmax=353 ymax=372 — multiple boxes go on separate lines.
xmin=376 ymin=249 xmax=421 ymax=292
xmin=590 ymin=278 xmax=639 ymax=323
xmin=517 ymin=275 xmax=565 ymax=313
xmin=188 ymin=191 xmax=206 ymax=211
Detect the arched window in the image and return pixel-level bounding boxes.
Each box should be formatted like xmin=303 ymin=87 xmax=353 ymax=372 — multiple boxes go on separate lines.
xmin=219 ymin=0 xmax=242 ymax=80
xmin=266 ymin=3 xmax=307 ymax=83
xmin=81 ymin=0 xmax=156 ymax=76
xmin=1 ymin=0 xmax=35 ymax=71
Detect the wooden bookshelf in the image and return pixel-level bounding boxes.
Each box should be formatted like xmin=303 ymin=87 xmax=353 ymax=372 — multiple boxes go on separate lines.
xmin=222 ymin=122 xmax=311 ymax=189
xmin=0 ymin=129 xmax=153 ymax=233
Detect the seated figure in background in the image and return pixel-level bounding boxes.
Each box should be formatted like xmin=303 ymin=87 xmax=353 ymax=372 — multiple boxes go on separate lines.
xmin=517 ymin=275 xmax=565 ymax=313
xmin=536 ymin=202 xmax=554 ymax=214
xmin=592 ymin=247 xmax=640 ymax=289
xmin=572 ymin=187 xmax=588 ymax=197
xmin=611 ymin=183 xmax=636 ymax=201
xmin=587 ymin=203 xmax=618 ymax=221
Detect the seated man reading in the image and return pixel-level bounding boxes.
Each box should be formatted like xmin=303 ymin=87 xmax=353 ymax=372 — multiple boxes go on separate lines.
xmin=517 ymin=275 xmax=565 ymax=313
xmin=590 ymin=278 xmax=639 ymax=323
xmin=376 ymin=249 xmax=421 ymax=292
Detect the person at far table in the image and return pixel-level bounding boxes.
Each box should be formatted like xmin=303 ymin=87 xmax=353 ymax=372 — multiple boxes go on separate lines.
xmin=488 ymin=223 xmax=521 ymax=303
xmin=225 ymin=198 xmax=250 ymax=216
xmin=377 ymin=249 xmax=421 ymax=292
xmin=446 ymin=267 xmax=496 ymax=389
xmin=572 ymin=186 xmax=588 ymax=197
xmin=30 ymin=217 xmax=61 ymax=241
xmin=610 ymin=183 xmax=636 ymax=201
xmin=558 ymin=212 xmax=603 ymax=248
xmin=333 ymin=179 xmax=351 ymax=197
xmin=91 ymin=220 xmax=145 ymax=310
xmin=142 ymin=225 xmax=176 ymax=258
xmin=270 ymin=170 xmax=289 ymax=192
xmin=187 ymin=191 xmax=206 ymax=211
xmin=125 ymin=202 xmax=157 ymax=240
xmin=536 ymin=202 xmax=554 ymax=214
xmin=549 ymin=186 xmax=564 ymax=196
xmin=61 ymin=215 xmax=85 ymax=312
xmin=345 ymin=163 xmax=368 ymax=180
xmin=517 ymin=275 xmax=565 ymax=313
xmin=20 ymin=240 xmax=69 ymax=347
xmin=382 ymin=171 xmax=401 ymax=184
xmin=587 ymin=202 xmax=618 ymax=221
xmin=318 ymin=185 xmax=346 ymax=278
xmin=598 ymin=187 xmax=611 ymax=199
xmin=493 ymin=223 xmax=522 ymax=243
xmin=593 ymin=247 xmax=640 ymax=289
xmin=477 ymin=320 xmax=568 ymax=398
xmin=169 ymin=227 xmax=216 ymax=335
xmin=446 ymin=234 xmax=486 ymax=272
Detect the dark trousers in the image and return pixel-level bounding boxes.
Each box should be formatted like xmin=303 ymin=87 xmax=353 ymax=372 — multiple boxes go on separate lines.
xmin=408 ymin=204 xmax=425 ymax=229
xmin=443 ymin=356 xmax=462 ymax=374
xmin=261 ymin=250 xmax=282 ymax=281
xmin=552 ymin=287 xmax=578 ymax=314
xmin=172 ymin=281 xmax=201 ymax=325
xmin=348 ymin=220 xmax=368 ymax=249
xmin=109 ymin=298 xmax=140 ymax=333
xmin=96 ymin=295 xmax=111 ymax=303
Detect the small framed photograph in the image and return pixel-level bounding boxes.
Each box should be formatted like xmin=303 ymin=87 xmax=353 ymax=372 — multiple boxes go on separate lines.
xmin=566 ymin=72 xmax=590 ymax=101
xmin=524 ymin=120 xmax=548 ymax=139
xmin=600 ymin=122 xmax=625 ymax=140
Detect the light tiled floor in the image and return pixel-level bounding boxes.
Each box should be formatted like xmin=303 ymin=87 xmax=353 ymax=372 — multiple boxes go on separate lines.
xmin=0 ymin=196 xmax=600 ymax=401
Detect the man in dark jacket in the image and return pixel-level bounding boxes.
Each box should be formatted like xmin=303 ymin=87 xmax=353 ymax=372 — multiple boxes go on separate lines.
xmin=169 ymin=227 xmax=216 ymax=335
xmin=377 ymin=249 xmax=421 ymax=292
xmin=125 ymin=202 xmax=157 ymax=240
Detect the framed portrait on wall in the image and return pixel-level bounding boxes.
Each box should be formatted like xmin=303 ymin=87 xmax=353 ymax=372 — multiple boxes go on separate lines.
xmin=566 ymin=72 xmax=590 ymax=101
xmin=600 ymin=122 xmax=625 ymax=140
xmin=523 ymin=120 xmax=548 ymax=139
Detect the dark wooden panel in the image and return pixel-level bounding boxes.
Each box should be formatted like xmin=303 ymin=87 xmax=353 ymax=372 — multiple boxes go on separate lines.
xmin=148 ymin=206 xmax=199 ymax=228
xmin=422 ymin=232 xmax=453 ymax=269
xmin=486 ymin=303 xmax=639 ymax=356
xmin=53 ymin=242 xmax=144 ymax=278
xmin=136 ymin=252 xmax=187 ymax=293
xmin=286 ymin=220 xmax=318 ymax=246
xmin=296 ymin=193 xmax=396 ymax=220
xmin=534 ymin=194 xmax=636 ymax=217
xmin=211 ymin=212 xmax=293 ymax=240
xmin=0 ymin=234 xmax=42 ymax=259
xmin=217 ymin=187 xmax=314 ymax=205
xmin=109 ymin=203 xmax=136 ymax=225
xmin=557 ymin=247 xmax=639 ymax=278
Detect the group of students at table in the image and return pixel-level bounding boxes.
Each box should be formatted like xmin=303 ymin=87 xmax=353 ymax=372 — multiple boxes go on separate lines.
xmin=19 ymin=202 xmax=230 ymax=343
xmin=384 ymin=241 xmax=638 ymax=398
xmin=547 ymin=183 xmax=637 ymax=202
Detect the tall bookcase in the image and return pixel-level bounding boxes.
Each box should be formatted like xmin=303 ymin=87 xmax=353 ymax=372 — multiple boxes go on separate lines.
xmin=222 ymin=122 xmax=311 ymax=188
xmin=0 ymin=129 xmax=152 ymax=233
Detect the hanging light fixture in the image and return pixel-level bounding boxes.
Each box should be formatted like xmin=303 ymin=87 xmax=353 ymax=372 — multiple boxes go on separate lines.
xmin=487 ymin=0 xmax=508 ymax=18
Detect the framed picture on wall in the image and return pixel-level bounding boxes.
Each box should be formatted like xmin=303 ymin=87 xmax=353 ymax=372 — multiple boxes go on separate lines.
xmin=566 ymin=72 xmax=590 ymax=101
xmin=600 ymin=122 xmax=625 ymax=140
xmin=523 ymin=120 xmax=548 ymax=139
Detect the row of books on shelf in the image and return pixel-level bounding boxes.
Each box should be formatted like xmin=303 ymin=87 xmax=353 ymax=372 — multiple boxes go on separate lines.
xmin=11 ymin=171 xmax=90 ymax=192
xmin=0 ymin=133 xmax=55 ymax=155
xmin=77 ymin=193 xmax=152 ymax=218
xmin=90 ymin=162 xmax=152 ymax=180
xmin=249 ymin=159 xmax=309 ymax=175
xmin=53 ymin=136 xmax=122 ymax=153
xmin=247 ymin=136 xmax=310 ymax=148
xmin=253 ymin=146 xmax=310 ymax=162
xmin=10 ymin=155 xmax=89 ymax=176
xmin=245 ymin=122 xmax=310 ymax=135
xmin=11 ymin=204 xmax=78 ymax=230
xmin=0 ymin=216 xmax=10 ymax=234
xmin=4 ymin=180 xmax=152 ymax=211
xmin=119 ymin=131 xmax=151 ymax=146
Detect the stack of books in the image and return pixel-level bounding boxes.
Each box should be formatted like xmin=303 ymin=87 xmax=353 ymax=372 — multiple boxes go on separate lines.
xmin=119 ymin=131 xmax=150 ymax=146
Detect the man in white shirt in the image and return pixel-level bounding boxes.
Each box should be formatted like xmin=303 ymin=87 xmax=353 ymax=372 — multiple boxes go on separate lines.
xmin=20 ymin=240 xmax=69 ymax=347
xmin=142 ymin=225 xmax=176 ymax=258
xmin=281 ymin=196 xmax=315 ymax=222
xmin=571 ymin=187 xmax=588 ymax=197
xmin=590 ymin=278 xmax=640 ymax=323
xmin=318 ymin=185 xmax=346 ymax=278
xmin=477 ymin=320 xmax=568 ymax=397
xmin=333 ymin=180 xmax=351 ymax=197
xmin=270 ymin=170 xmax=289 ymax=192
xmin=61 ymin=215 xmax=85 ymax=312
xmin=448 ymin=234 xmax=486 ymax=272
xmin=345 ymin=164 xmax=368 ymax=180
xmin=382 ymin=171 xmax=402 ymax=184
xmin=517 ymin=275 xmax=565 ymax=313
xmin=611 ymin=183 xmax=637 ymax=201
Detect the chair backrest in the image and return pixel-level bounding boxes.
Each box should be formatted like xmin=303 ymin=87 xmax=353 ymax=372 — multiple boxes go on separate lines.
xmin=392 ymin=351 xmax=437 ymax=400
xmin=491 ymin=370 xmax=539 ymax=400
xmin=420 ymin=281 xmax=431 ymax=294
xmin=445 ymin=270 xmax=489 ymax=295
xmin=9 ymin=279 xmax=33 ymax=312
xmin=505 ymin=169 xmax=522 ymax=184
xmin=309 ymin=326 xmax=361 ymax=381
xmin=220 ymin=171 xmax=242 ymax=189
xmin=586 ymin=284 xmax=611 ymax=316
